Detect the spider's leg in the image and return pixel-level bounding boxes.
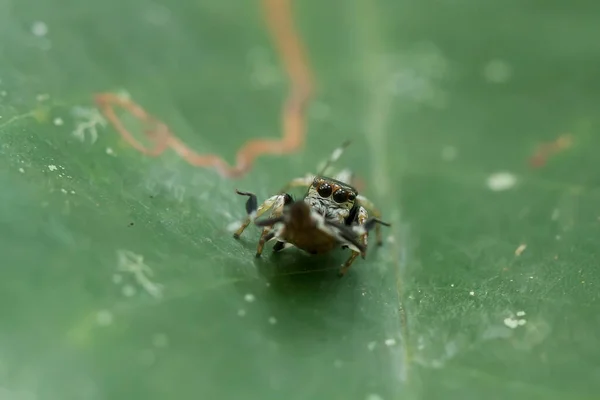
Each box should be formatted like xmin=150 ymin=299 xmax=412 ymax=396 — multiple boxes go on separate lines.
xmin=272 ymin=240 xmax=295 ymax=253
xmin=233 ymin=191 xmax=285 ymax=239
xmin=338 ymin=215 xmax=392 ymax=276
xmin=253 ymin=193 xmax=292 ymax=257
xmin=333 ymin=168 xmax=354 ymax=185
xmin=255 ymin=230 xmax=277 ymax=258
xmin=277 ymin=141 xmax=352 ymax=194
xmin=316 ymin=140 xmax=352 ymax=176
xmin=338 ymin=206 xmax=369 ymax=277
xmin=277 ymin=174 xmax=314 ymax=194
xmin=360 ymin=217 xmax=392 ymax=233
xmin=356 ymin=194 xmax=388 ymax=246
xmin=272 ymin=241 xmax=286 ymax=252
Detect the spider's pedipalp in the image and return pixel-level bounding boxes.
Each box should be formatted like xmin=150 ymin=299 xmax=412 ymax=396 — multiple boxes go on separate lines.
xmin=353 ymin=217 xmax=392 ymax=236
xmin=324 ymin=219 xmax=366 ymax=255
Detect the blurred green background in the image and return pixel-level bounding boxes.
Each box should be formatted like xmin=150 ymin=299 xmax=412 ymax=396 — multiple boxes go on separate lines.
xmin=1 ymin=0 xmax=599 ymax=399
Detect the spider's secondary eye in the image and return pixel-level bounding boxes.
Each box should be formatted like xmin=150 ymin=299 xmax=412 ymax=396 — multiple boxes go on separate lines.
xmin=317 ymin=183 xmax=332 ymax=197
xmin=347 ymin=192 xmax=356 ymax=201
xmin=333 ymin=189 xmax=347 ymax=203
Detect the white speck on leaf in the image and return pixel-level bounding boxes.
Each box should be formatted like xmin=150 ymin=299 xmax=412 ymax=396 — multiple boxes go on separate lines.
xmin=268 ymin=316 xmax=277 ymax=325
xmin=226 ymin=221 xmax=242 ymax=232
xmin=515 ymin=244 xmax=527 ymax=256
xmin=504 ymin=314 xmax=527 ymax=329
xmin=106 ymin=147 xmax=115 ymax=156
xmin=450 ymin=283 xmax=455 ymax=287
xmin=237 ymin=309 xmax=246 ymax=317
xmin=366 ymin=394 xmax=384 ymax=400
xmin=117 ymin=250 xmax=163 ymax=298
xmin=71 ymin=106 xmax=107 ymax=144
xmin=48 ymin=165 xmax=58 ymax=171
xmin=248 ymin=47 xmax=282 ymax=88
xmin=244 ymin=293 xmax=255 ymax=303
xmin=122 ymin=285 xmax=136 ymax=297
xmin=384 ymin=338 xmax=396 ymax=346
xmin=0 ymin=90 xmax=7 ymax=97
xmin=96 ymin=310 xmax=113 ymax=326
xmin=36 ymin=93 xmax=50 ymax=102
xmin=309 ymin=101 xmax=331 ymax=120
xmin=53 ymin=117 xmax=64 ymax=126
xmin=469 ymin=291 xmax=475 ymax=296
xmin=441 ymin=145 xmax=457 ymax=161
xmin=31 ymin=21 xmax=48 ymax=37
xmin=143 ymin=4 xmax=172 ymax=26
xmin=18 ymin=168 xmax=24 ymax=173
xmin=486 ymin=172 xmax=517 ymax=191
xmin=139 ymin=349 xmax=156 ymax=366
xmin=503 ymin=317 xmax=519 ymax=329
xmin=60 ymin=188 xmax=67 ymax=194
xmin=152 ymin=333 xmax=169 ymax=348
xmin=112 ymin=273 xmax=123 ymax=284
xmin=483 ymin=59 xmax=512 ymax=83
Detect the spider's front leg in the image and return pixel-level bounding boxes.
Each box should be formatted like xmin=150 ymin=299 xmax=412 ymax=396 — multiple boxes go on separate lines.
xmin=277 ymin=174 xmax=314 ymax=194
xmin=234 ymin=190 xmax=291 ymax=257
xmin=356 ymin=194 xmax=386 ymax=246
xmin=339 ymin=206 xmax=369 ymax=276
xmin=338 ymin=207 xmax=391 ymax=277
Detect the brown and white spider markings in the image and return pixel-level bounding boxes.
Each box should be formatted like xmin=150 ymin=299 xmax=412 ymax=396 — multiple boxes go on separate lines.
xmin=233 ymin=141 xmax=390 ymax=276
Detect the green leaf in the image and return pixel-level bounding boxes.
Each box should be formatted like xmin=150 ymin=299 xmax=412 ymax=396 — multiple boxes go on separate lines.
xmin=1 ymin=0 xmax=599 ymax=399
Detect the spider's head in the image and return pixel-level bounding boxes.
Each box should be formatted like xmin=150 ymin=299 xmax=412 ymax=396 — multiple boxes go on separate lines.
xmin=304 ymin=176 xmax=358 ymax=221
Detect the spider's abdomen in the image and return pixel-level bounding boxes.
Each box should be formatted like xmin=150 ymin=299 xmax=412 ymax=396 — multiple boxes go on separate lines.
xmin=279 ymin=201 xmax=338 ymax=254
xmin=282 ymin=227 xmax=338 ymax=255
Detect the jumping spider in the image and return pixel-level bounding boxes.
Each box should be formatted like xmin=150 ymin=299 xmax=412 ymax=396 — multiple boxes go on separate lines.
xmin=233 ymin=141 xmax=390 ymax=276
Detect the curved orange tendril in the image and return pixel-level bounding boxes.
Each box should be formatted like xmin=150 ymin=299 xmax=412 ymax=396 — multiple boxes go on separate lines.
xmin=94 ymin=0 xmax=313 ymax=179
xmin=529 ymin=133 xmax=573 ymax=168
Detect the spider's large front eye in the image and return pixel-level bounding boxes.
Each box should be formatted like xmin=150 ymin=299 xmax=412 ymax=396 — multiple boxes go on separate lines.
xmin=347 ymin=192 xmax=356 ymax=201
xmin=317 ymin=183 xmax=332 ymax=198
xmin=333 ymin=189 xmax=347 ymax=203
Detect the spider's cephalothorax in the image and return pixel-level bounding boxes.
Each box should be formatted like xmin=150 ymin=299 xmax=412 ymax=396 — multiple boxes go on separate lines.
xmin=305 ymin=176 xmax=358 ymax=222
xmin=232 ymin=141 xmax=390 ymax=276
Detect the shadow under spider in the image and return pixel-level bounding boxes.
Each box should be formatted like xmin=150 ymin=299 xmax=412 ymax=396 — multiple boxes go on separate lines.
xmin=254 ymin=247 xmax=359 ymax=296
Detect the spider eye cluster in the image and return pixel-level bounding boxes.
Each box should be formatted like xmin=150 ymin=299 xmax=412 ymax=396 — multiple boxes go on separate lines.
xmin=313 ymin=179 xmax=357 ymax=204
